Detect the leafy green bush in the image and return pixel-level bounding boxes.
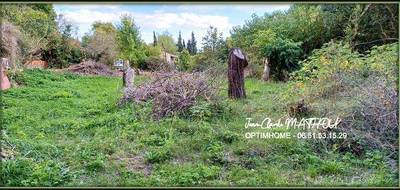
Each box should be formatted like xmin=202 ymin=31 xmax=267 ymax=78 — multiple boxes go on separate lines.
xmin=43 ymin=35 xmax=85 ymax=68
xmin=291 ymin=41 xmax=362 ymax=82
xmin=178 ymin=49 xmax=190 ymax=71
xmin=144 ymin=149 xmax=172 ymax=164
xmin=188 ymin=102 xmax=213 ymax=121
xmin=142 ymin=45 xmax=163 ymax=70
xmin=203 ymin=141 xmax=227 ymax=165
xmin=263 ymin=38 xmax=303 ymax=80
xmin=189 ymin=53 xmax=222 ymax=72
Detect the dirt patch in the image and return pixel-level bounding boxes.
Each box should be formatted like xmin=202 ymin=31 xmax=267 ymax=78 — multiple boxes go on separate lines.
xmin=171 ymin=155 xmax=192 ymax=165
xmin=64 ymin=60 xmax=118 ymax=76
xmin=117 ymin=154 xmax=152 ymax=177
xmin=0 ymin=146 xmax=16 ymax=160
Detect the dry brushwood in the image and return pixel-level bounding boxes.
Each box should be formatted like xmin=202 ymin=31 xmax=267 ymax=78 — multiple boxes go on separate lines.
xmin=119 ymin=70 xmax=221 ymax=120
xmin=66 ymin=60 xmax=118 ymax=76
xmin=311 ymin=74 xmax=398 ymax=158
xmin=145 ymin=57 xmax=175 ymax=72
xmin=339 ymin=76 xmax=398 ymax=157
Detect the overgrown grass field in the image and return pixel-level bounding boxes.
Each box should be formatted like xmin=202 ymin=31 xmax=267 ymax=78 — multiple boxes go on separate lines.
xmin=1 ymin=69 xmax=397 ymax=186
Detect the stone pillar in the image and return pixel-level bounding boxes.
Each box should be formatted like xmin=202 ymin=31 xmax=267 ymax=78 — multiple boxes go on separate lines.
xmin=122 ymin=60 xmax=134 ymax=88
xmin=262 ymin=57 xmax=270 ymax=81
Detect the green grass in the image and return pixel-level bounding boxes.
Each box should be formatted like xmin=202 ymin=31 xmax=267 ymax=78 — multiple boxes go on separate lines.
xmin=1 ymin=69 xmax=397 ymax=187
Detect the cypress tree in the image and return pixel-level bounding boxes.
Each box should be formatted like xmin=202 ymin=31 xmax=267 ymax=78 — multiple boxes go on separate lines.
xmin=187 ymin=39 xmax=192 ymax=54
xmin=177 ymin=31 xmax=183 ymax=52
xmin=153 ymin=31 xmax=157 ymax=46
xmin=190 ymin=32 xmax=197 ymax=55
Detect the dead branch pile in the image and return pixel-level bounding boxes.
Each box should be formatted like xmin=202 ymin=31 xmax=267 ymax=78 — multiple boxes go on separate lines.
xmin=144 ymin=57 xmax=175 ymax=72
xmin=339 ymin=76 xmax=398 ymax=156
xmin=119 ymin=71 xmax=221 ymax=120
xmin=66 ymin=60 xmax=118 ymax=76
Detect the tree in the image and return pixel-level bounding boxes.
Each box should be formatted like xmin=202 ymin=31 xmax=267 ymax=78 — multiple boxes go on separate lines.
xmin=153 ymin=31 xmax=157 ymax=47
xmin=84 ymin=21 xmax=118 ymax=65
xmin=144 ymin=43 xmax=162 ymax=57
xmin=187 ymin=39 xmax=192 ymax=54
xmin=57 ymin=14 xmax=74 ymax=39
xmin=92 ymin=21 xmax=117 ymax=34
xmin=229 ymin=5 xmax=328 ymax=81
xmin=202 ymin=26 xmax=224 ymax=54
xmin=158 ymin=31 xmax=177 ymax=54
xmin=267 ymin=38 xmax=302 ymax=80
xmin=41 ymin=13 xmax=82 ymax=68
xmin=230 ymin=4 xmax=399 ymax=71
xmin=116 ymin=14 xmax=146 ymax=68
xmin=1 ymin=4 xmax=59 ymax=64
xmin=201 ymin=26 xmax=227 ymax=63
xmin=183 ymin=39 xmax=186 ymax=49
xmin=31 ymin=4 xmax=57 ymax=21
xmin=178 ymin=49 xmax=190 ymax=71
xmin=177 ymin=31 xmax=183 ymax=52
xmin=39 ymin=13 xmax=84 ymax=68
xmin=322 ymin=4 xmax=398 ymax=52
xmin=2 ymin=4 xmax=85 ymax=69
xmin=188 ymin=27 xmax=227 ymax=72
xmin=81 ymin=32 xmax=91 ymax=47
xmin=55 ymin=14 xmax=83 ymax=66
xmin=190 ymin=32 xmax=197 ymax=55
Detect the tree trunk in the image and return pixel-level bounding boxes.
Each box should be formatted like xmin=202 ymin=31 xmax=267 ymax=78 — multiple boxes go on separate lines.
xmin=228 ymin=48 xmax=248 ymax=99
xmin=262 ymin=57 xmax=270 ymax=81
